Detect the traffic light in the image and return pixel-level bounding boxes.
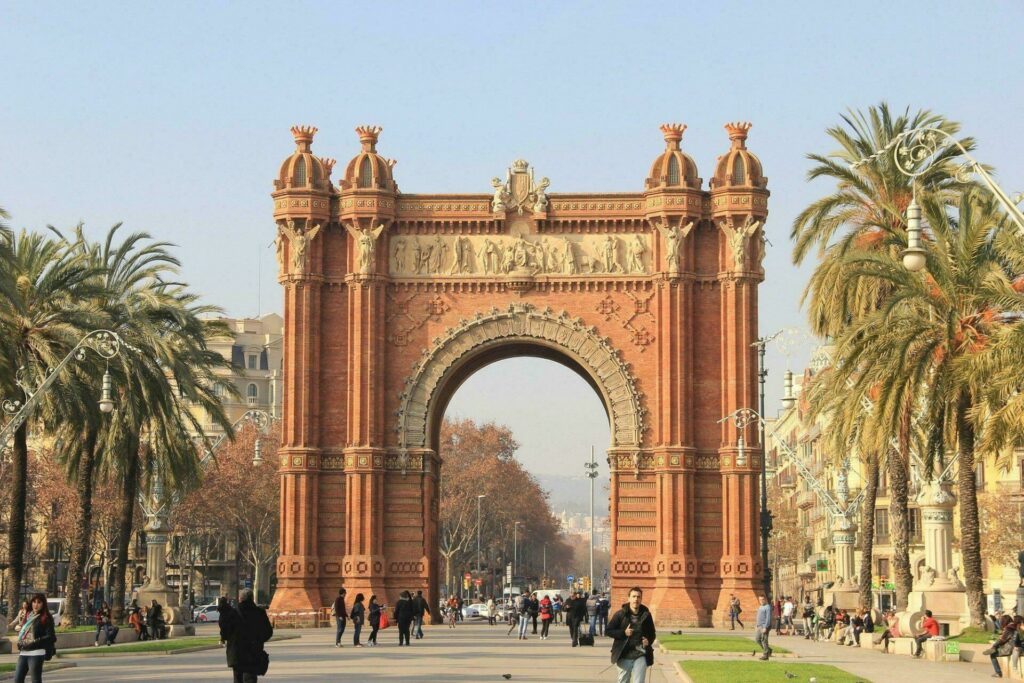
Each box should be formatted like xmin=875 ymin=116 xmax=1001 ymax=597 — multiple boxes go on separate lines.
xmin=581 ymin=576 xmax=591 ymax=592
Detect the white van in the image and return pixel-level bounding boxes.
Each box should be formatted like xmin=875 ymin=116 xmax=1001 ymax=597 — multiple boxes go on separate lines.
xmin=45 ymin=598 xmax=66 ymax=627
xmin=534 ymin=589 xmax=569 ymax=603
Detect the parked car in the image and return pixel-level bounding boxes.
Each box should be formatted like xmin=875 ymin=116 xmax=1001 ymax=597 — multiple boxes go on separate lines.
xmin=463 ymin=603 xmax=486 ymax=619
xmin=195 ymin=603 xmax=220 ymax=623
xmin=46 ymin=598 xmax=66 ymax=627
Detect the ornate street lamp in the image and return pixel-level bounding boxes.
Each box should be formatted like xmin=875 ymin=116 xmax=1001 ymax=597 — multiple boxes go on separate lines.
xmin=1 ymin=330 xmax=134 ymax=451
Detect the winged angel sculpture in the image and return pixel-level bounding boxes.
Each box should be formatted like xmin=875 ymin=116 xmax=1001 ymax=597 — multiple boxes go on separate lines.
xmin=277 ymin=220 xmax=323 ymax=273
xmin=344 ymin=222 xmax=387 ymax=274
xmin=720 ymin=216 xmax=762 ymax=270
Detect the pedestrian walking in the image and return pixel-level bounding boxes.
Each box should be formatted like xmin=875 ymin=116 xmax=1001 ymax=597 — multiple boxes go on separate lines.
xmin=754 ymin=595 xmax=773 ymax=660
xmin=606 ymin=587 xmax=655 ymax=683
xmin=10 ymin=600 xmax=31 ymax=631
xmin=586 ymin=590 xmax=599 ymax=636
xmin=413 ymin=590 xmax=431 ymax=639
xmin=446 ymin=596 xmax=458 ymax=628
xmin=569 ymin=591 xmax=588 ymax=646
xmin=13 ymin=593 xmax=57 ymax=683
xmin=781 ymin=596 xmax=794 ymax=635
xmin=486 ymin=597 xmax=496 ymax=626
xmin=597 ymin=594 xmax=610 ymax=636
xmin=553 ymin=594 xmax=563 ymax=624
xmin=988 ymin=614 xmax=1017 ymax=677
xmin=331 ymin=588 xmax=348 ymax=648
xmin=516 ymin=593 xmax=530 ymax=640
xmin=801 ymin=597 xmax=814 ymax=638
xmin=728 ymin=594 xmax=744 ymax=630
xmin=94 ymin=602 xmax=118 ymax=647
xmin=350 ymin=593 xmax=366 ymax=647
xmin=219 ymin=589 xmax=273 ymax=683
xmin=455 ymin=595 xmax=464 ymax=622
xmin=529 ymin=592 xmax=540 ymax=634
xmin=394 ymin=591 xmax=415 ymax=646
xmin=1008 ymin=615 xmax=1024 ymax=677
xmin=539 ymin=594 xmax=553 ymax=640
xmin=367 ymin=596 xmax=382 ymax=647
xmin=772 ymin=598 xmax=782 ymax=635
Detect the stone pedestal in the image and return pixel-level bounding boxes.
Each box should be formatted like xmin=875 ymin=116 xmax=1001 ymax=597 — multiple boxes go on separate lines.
xmin=134 ymin=526 xmax=194 ymax=637
xmin=904 ymin=481 xmax=968 ymax=636
xmin=823 ymin=523 xmax=860 ymax=610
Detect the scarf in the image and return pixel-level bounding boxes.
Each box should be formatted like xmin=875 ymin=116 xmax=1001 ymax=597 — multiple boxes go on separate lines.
xmin=18 ymin=612 xmax=39 ymax=643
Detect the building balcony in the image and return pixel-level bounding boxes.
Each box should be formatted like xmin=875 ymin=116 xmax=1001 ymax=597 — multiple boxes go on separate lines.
xmin=796 ymin=490 xmax=816 ymax=509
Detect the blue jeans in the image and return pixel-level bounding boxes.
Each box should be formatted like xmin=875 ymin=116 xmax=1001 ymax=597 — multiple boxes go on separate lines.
xmin=14 ymin=654 xmax=43 ymax=683
xmin=334 ymin=617 xmax=347 ymax=645
xmin=615 ymin=656 xmax=647 ymax=683
xmin=353 ymin=621 xmax=363 ymax=646
xmin=518 ymin=614 xmax=529 ymax=638
xmin=414 ymin=614 xmax=424 ymax=638
xmin=755 ymin=626 xmax=771 ymax=657
xmin=589 ymin=614 xmax=598 ymax=635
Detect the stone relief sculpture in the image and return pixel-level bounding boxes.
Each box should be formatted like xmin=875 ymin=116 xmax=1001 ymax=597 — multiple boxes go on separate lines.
xmin=489 ymin=160 xmax=551 ymax=214
xmin=278 ymin=219 xmax=322 ymax=273
xmin=532 ymin=177 xmax=550 ymax=213
xmin=658 ymin=220 xmax=694 ymax=274
xmin=387 ymin=233 xmax=650 ymax=277
xmin=490 ymin=177 xmax=506 ymax=213
xmin=947 ymin=567 xmax=965 ymax=590
xmin=344 ymin=222 xmax=386 ymax=274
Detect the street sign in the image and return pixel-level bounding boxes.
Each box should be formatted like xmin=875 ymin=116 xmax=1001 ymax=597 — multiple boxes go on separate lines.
xmin=567 ymin=574 xmax=574 ymax=584
xmin=473 ymin=578 xmax=482 ymax=586
xmin=244 ymin=579 xmax=253 ymax=589
xmin=505 ymin=563 xmax=512 ymax=583
xmin=464 ymin=572 xmax=472 ymax=580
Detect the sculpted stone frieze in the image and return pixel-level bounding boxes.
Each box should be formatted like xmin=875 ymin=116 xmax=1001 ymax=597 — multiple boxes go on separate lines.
xmin=389 ymin=232 xmax=651 ymax=277
xmin=396 ymin=303 xmax=646 ymax=449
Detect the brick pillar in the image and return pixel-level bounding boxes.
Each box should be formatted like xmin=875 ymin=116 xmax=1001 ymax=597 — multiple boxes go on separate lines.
xmin=341 ymin=274 xmax=388 ymax=600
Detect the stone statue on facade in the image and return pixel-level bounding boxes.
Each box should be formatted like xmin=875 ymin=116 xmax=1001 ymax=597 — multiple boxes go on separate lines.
xmin=481 ymin=238 xmax=499 ymax=274
xmin=658 ymin=220 xmax=694 ymax=274
xmin=392 ymin=238 xmax=407 ymax=273
xmin=532 ymin=177 xmax=550 ymax=213
xmin=563 ymin=238 xmax=578 ymax=275
xmin=450 ymin=235 xmax=472 ymax=274
xmin=279 ymin=220 xmax=323 ymax=273
xmin=720 ymin=216 xmax=761 ymax=270
xmin=491 ymin=177 xmax=507 ymax=213
xmin=411 ymin=238 xmax=424 ymax=274
xmin=602 ymin=235 xmax=622 ymax=273
xmin=345 ymin=223 xmax=386 ymax=274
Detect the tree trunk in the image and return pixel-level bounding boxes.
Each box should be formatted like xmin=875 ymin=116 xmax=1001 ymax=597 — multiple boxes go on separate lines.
xmin=64 ymin=426 xmax=99 ymax=625
xmin=4 ymin=423 xmax=28 ymax=611
xmin=111 ymin=435 xmax=140 ymax=622
xmin=858 ymin=455 xmax=879 ymax=610
xmin=888 ymin=448 xmax=912 ymax=609
xmin=957 ymin=395 xmax=986 ymax=627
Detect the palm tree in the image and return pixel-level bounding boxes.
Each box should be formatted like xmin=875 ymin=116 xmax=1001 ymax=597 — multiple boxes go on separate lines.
xmin=791 ymin=103 xmax=975 ymax=609
xmin=823 ymin=189 xmax=1018 ymax=627
xmin=0 ymin=230 xmax=102 ymax=611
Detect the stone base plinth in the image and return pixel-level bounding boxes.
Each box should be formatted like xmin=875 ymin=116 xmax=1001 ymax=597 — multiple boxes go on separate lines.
xmin=907 ymin=588 xmax=969 ymax=636
xmin=0 ymin=638 xmax=10 ymax=655
xmin=823 ymin=588 xmax=860 ymax=611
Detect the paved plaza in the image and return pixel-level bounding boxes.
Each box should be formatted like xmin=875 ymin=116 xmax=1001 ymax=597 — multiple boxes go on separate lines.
xmin=1 ymin=622 xmax=1008 ymax=682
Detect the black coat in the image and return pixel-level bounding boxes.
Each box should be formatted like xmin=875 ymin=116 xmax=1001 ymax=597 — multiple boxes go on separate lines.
xmin=221 ymin=600 xmax=273 ymax=674
xmin=17 ymin=613 xmax=57 ymax=659
xmin=393 ymin=597 xmax=416 ymax=624
xmin=606 ymin=603 xmax=655 ymax=666
xmin=369 ymin=602 xmax=382 ymax=627
xmin=413 ymin=595 xmax=431 ymax=617
xmin=350 ymin=601 xmax=365 ymax=626
xmin=568 ymin=597 xmax=588 ymax=623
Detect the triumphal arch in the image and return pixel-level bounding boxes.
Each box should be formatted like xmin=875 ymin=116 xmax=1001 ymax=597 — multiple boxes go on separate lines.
xmin=268 ymin=121 xmax=769 ymax=625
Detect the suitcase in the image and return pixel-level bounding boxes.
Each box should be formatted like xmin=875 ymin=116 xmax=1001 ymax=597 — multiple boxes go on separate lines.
xmin=578 ymin=633 xmax=595 ymax=646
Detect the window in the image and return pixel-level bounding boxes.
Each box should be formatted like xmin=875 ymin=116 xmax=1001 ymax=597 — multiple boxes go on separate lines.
xmin=247 ymin=383 xmax=258 ymax=405
xmin=667 ymin=155 xmax=680 ymax=185
xmin=214 ymin=382 xmax=227 ymax=398
xmin=876 ymin=557 xmax=890 ymax=581
xmin=247 ymin=354 xmax=258 ymax=370
xmin=732 ymin=155 xmax=746 ymax=184
xmin=909 ymin=508 xmax=922 ymax=543
xmin=874 ymin=509 xmax=890 ymax=543
xmin=294 ymin=157 xmax=307 ymax=186
xmin=359 ymin=156 xmax=373 ymax=188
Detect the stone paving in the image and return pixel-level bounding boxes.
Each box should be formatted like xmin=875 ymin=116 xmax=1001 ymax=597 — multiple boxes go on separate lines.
xmin=0 ymin=622 xmax=1007 ymax=681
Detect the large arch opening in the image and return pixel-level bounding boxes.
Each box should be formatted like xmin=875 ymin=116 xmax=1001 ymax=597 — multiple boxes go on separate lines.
xmin=431 ymin=351 xmax=613 ymax=603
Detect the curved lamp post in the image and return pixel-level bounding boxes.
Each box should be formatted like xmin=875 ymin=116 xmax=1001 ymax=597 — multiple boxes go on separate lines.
xmin=1 ymin=329 xmax=134 ymax=451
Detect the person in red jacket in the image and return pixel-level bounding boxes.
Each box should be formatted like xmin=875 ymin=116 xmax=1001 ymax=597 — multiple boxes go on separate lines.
xmin=913 ymin=609 xmax=940 ymax=657
xmin=538 ymin=595 xmax=553 ymax=640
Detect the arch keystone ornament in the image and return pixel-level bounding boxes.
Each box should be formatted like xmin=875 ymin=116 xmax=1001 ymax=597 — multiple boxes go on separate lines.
xmin=269 ymin=122 xmax=769 ymax=626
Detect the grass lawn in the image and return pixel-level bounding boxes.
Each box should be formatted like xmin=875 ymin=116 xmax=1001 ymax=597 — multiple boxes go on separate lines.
xmin=60 ymin=636 xmax=221 ymax=655
xmin=949 ymin=627 xmax=996 ymax=643
xmin=659 ymin=634 xmax=789 ymax=654
xmin=678 ymin=661 xmax=867 ymax=682
xmin=0 ymin=664 xmax=12 ymax=674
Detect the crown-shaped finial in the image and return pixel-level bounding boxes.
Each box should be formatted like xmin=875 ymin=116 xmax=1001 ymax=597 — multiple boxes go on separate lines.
xmin=320 ymin=157 xmax=336 ymax=177
xmin=290 ymin=125 xmax=318 ymax=152
xmin=725 ymin=121 xmax=752 ymax=148
xmin=511 ymin=159 xmax=529 ymax=173
xmin=659 ymin=123 xmax=687 ymax=150
xmin=355 ymin=125 xmax=383 ymax=152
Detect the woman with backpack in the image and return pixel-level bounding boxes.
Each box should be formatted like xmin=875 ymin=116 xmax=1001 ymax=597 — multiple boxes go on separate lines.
xmin=539 ymin=594 xmax=553 ymax=640
xmin=14 ymin=593 xmax=57 ymax=683
xmin=350 ymin=593 xmax=366 ymax=647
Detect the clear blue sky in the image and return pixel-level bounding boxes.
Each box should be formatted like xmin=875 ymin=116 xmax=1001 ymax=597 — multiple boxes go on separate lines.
xmin=3 ymin=1 xmax=1022 ymax=475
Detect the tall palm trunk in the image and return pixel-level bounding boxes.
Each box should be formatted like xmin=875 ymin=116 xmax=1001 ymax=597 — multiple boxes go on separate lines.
xmin=956 ymin=395 xmax=985 ymax=627
xmin=111 ymin=435 xmax=140 ymax=623
xmin=4 ymin=423 xmax=28 ymax=611
xmin=64 ymin=426 xmax=99 ymax=624
xmin=858 ymin=455 xmax=879 ymax=610
xmin=888 ymin=449 xmax=912 ymax=609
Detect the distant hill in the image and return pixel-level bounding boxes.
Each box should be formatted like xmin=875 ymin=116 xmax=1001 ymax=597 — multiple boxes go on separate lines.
xmin=536 ymin=472 xmax=611 ymax=515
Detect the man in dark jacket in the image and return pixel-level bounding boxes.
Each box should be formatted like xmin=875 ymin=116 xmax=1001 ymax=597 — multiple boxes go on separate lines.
xmin=605 ymin=587 xmax=655 ymax=683
xmin=567 ymin=591 xmax=588 ymax=646
xmin=220 ymin=589 xmax=273 ymax=683
xmin=413 ymin=590 xmax=431 ymax=638
xmin=331 ymin=588 xmax=347 ymax=647
xmin=393 ymin=591 xmax=416 ymax=646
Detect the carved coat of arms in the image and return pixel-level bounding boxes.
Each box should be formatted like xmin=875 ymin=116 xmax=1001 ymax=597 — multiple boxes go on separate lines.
xmin=491 ymin=159 xmax=549 ymax=214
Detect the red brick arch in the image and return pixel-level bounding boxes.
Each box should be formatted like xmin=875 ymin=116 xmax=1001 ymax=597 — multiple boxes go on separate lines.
xmin=268 ymin=123 xmax=768 ymax=626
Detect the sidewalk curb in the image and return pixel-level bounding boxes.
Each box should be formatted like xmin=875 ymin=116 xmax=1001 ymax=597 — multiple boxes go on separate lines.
xmin=673 ymin=662 xmax=695 ymax=683
xmin=0 ymin=662 xmax=77 ymax=680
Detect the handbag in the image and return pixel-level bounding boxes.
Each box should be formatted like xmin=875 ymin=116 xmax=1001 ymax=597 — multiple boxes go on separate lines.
xmin=379 ymin=613 xmax=391 ymax=630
